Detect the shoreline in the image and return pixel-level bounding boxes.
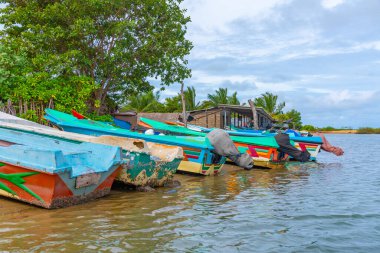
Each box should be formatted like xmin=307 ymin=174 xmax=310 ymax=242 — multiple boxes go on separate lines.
xmin=313 ymin=130 xmax=358 ymax=134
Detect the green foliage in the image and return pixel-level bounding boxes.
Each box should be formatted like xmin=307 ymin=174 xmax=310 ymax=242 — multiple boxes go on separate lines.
xmin=203 ymin=88 xmax=240 ymax=107
xmin=123 ymin=91 xmax=165 ymax=113
xmin=1 ymin=0 xmax=192 ymax=114
xmin=163 ymin=86 xmax=203 ymax=112
xmin=274 ymin=109 xmax=302 ymax=130
xmin=302 ymin=125 xmax=317 ymax=131
xmin=164 ymin=95 xmax=182 ymax=113
xmin=356 ymin=128 xmax=380 ymax=134
xmin=86 ymin=113 xmax=113 ymax=122
xmin=184 ymin=86 xmax=202 ymax=111
xmin=319 ymin=126 xmax=336 ymax=131
xmin=254 ymin=92 xmax=285 ymax=116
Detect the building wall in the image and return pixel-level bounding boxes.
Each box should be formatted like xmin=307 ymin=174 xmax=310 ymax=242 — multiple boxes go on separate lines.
xmin=190 ymin=108 xmax=273 ymax=130
xmin=138 ymin=113 xmax=180 ymax=123
xmin=190 ymin=109 xmax=222 ymax=128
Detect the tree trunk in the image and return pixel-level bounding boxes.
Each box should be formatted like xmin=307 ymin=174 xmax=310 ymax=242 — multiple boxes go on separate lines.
xmin=248 ymin=99 xmax=259 ymax=129
xmin=180 ymin=82 xmax=187 ymax=127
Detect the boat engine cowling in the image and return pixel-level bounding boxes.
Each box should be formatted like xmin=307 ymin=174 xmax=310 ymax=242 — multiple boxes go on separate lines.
xmin=207 ymin=129 xmax=253 ymax=169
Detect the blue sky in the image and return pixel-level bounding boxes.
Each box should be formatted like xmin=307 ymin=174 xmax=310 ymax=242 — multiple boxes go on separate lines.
xmin=157 ymin=0 xmax=380 ymax=128
xmin=1 ymin=1 xmax=379 ymax=127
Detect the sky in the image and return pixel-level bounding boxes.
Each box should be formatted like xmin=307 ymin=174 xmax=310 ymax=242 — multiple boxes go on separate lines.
xmin=157 ymin=0 xmax=380 ymax=128
xmin=1 ymin=1 xmax=379 ymax=128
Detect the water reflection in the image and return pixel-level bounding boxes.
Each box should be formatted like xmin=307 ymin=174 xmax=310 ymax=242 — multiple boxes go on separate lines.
xmin=1 ymin=134 xmax=379 ymax=253
xmin=0 ymin=163 xmax=316 ymax=252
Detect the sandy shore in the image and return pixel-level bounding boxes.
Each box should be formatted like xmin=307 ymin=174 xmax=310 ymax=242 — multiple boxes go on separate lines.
xmin=313 ymin=130 xmax=358 ymax=134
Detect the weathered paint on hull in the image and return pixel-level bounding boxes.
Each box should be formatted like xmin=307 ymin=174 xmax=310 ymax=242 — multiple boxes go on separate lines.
xmin=0 ymin=122 xmax=183 ymax=188
xmin=117 ymin=152 xmax=182 ymax=187
xmin=0 ymin=162 xmax=121 ymax=209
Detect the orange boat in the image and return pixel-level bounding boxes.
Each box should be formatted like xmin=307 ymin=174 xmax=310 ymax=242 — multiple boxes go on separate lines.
xmin=0 ymin=127 xmax=122 ymax=208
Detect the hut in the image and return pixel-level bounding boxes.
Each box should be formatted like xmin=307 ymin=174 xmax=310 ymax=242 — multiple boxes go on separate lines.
xmin=188 ymin=104 xmax=274 ymax=130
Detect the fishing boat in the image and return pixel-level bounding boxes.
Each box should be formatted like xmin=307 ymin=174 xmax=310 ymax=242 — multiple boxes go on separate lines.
xmin=0 ymin=120 xmax=183 ymax=188
xmin=139 ymin=117 xmax=289 ymax=169
xmin=44 ymin=109 xmax=225 ymax=176
xmin=0 ymin=127 xmax=122 ymax=208
xmin=143 ymin=118 xmax=322 ymax=162
xmin=231 ymin=128 xmax=323 ymax=161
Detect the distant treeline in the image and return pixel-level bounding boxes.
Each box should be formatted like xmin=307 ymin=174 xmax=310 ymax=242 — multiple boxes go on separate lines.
xmin=356 ymin=128 xmax=380 ymax=134
xmin=302 ymin=125 xmax=380 ymax=134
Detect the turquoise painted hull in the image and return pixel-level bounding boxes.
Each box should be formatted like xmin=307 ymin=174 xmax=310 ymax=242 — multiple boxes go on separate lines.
xmin=0 ymin=127 xmax=123 ymax=208
xmin=44 ymin=109 xmax=225 ymax=175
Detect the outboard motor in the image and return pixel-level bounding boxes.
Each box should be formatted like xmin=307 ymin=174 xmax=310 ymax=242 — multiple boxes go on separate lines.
xmin=207 ymin=129 xmax=253 ymax=169
xmin=274 ymin=133 xmax=311 ymax=162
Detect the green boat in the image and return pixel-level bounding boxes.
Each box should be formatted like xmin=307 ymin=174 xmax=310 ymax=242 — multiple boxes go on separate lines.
xmin=44 ymin=109 xmax=226 ymax=176
xmin=139 ymin=117 xmax=289 ymax=169
xmin=0 ymin=120 xmax=183 ymax=187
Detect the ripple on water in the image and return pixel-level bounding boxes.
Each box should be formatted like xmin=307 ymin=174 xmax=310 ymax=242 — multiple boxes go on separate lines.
xmin=0 ymin=135 xmax=380 ymax=252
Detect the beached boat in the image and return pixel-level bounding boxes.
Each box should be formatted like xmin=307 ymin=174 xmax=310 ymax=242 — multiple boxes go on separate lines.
xmin=0 ymin=127 xmax=122 ymax=208
xmin=139 ymin=117 xmax=289 ymax=169
xmin=144 ymin=118 xmax=322 ymax=162
xmin=232 ymin=128 xmax=323 ymax=161
xmin=44 ymin=109 xmax=225 ymax=176
xmin=0 ymin=120 xmax=183 ymax=188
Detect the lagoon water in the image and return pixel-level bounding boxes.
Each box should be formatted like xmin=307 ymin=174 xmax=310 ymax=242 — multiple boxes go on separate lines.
xmin=0 ymin=134 xmax=379 ymax=252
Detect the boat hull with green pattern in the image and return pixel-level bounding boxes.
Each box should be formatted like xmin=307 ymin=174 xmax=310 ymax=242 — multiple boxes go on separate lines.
xmin=44 ymin=109 xmax=224 ymax=176
xmin=0 ymin=127 xmax=122 ymax=209
xmin=0 ymin=121 xmax=184 ymax=187
xmin=139 ymin=117 xmax=289 ymax=169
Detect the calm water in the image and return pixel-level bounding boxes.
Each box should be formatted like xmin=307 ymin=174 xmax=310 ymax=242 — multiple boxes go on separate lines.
xmin=1 ymin=134 xmax=379 ymax=252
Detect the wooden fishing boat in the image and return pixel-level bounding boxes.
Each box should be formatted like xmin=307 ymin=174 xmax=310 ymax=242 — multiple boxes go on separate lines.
xmin=0 ymin=120 xmax=183 ymax=187
xmin=141 ymin=118 xmax=322 ymax=162
xmin=232 ymin=128 xmax=323 ymax=161
xmin=0 ymin=127 xmax=122 ymax=208
xmin=44 ymin=109 xmax=225 ymax=176
xmin=139 ymin=117 xmax=289 ymax=169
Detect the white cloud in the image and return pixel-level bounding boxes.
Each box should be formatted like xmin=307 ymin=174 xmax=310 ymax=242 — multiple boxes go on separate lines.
xmin=321 ymin=0 xmax=345 ymax=9
xmin=184 ymin=0 xmax=290 ymax=33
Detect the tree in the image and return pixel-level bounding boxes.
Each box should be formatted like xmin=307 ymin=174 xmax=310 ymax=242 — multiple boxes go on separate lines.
xmin=275 ymin=109 xmax=302 ymax=130
xmin=164 ymin=95 xmax=182 ymax=113
xmin=203 ymin=88 xmax=240 ymax=107
xmin=228 ymin=91 xmax=240 ymax=105
xmin=302 ymin=125 xmax=317 ymax=131
xmin=254 ymin=92 xmax=285 ymax=116
xmin=122 ymin=91 xmax=164 ymax=113
xmin=163 ymin=86 xmax=201 ymax=112
xmin=184 ymin=86 xmax=201 ymax=111
xmin=0 ymin=0 xmax=192 ymax=114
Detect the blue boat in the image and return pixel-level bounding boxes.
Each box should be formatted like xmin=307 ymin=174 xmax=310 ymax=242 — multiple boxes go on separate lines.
xmin=44 ymin=109 xmax=226 ymax=176
xmin=0 ymin=126 xmax=123 ymax=208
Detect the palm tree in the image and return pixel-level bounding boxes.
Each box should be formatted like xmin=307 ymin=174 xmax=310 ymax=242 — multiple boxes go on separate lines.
xmin=184 ymin=86 xmax=201 ymax=111
xmin=228 ymin=91 xmax=240 ymax=105
xmin=202 ymin=88 xmax=241 ymax=107
xmin=207 ymin=88 xmax=229 ymax=106
xmin=254 ymin=92 xmax=285 ymax=116
xmin=123 ymin=90 xmax=164 ymax=112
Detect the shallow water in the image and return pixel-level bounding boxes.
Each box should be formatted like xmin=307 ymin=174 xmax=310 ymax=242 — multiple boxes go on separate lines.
xmin=1 ymin=134 xmax=379 ymax=252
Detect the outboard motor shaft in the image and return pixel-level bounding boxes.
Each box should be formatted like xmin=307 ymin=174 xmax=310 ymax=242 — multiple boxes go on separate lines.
xmin=274 ymin=133 xmax=311 ymax=162
xmin=207 ymin=129 xmax=253 ymax=169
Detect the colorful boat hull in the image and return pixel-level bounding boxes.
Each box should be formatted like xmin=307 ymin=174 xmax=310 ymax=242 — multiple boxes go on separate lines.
xmin=139 ymin=117 xmax=288 ymax=169
xmin=0 ymin=161 xmax=121 ymax=208
xmin=44 ymin=109 xmax=225 ymax=176
xmin=0 ymin=128 xmax=122 ymax=209
xmin=0 ymin=121 xmax=183 ymax=187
